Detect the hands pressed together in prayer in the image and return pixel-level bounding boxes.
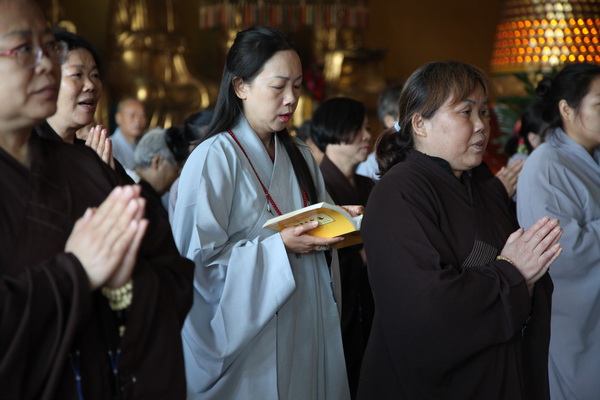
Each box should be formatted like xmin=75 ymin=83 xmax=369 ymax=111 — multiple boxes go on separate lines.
xmin=281 ymin=205 xmax=364 ymax=254
xmin=65 ymin=185 xmax=148 ymax=290
xmin=496 ymin=159 xmax=524 ymax=198
xmin=498 ymin=216 xmax=563 ymax=295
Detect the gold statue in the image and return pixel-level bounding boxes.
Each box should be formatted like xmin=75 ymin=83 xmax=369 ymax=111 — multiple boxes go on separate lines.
xmin=106 ymin=0 xmax=211 ymax=128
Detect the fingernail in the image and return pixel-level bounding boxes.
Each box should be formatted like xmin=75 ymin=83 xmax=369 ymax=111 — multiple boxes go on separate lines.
xmin=128 ymin=199 xmax=138 ymax=211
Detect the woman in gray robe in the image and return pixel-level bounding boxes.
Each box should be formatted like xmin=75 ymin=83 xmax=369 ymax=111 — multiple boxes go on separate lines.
xmin=172 ymin=27 xmax=353 ymax=400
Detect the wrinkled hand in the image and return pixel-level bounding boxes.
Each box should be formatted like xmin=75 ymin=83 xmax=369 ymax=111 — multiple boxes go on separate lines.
xmin=65 ymin=185 xmax=148 ymax=290
xmin=496 ymin=159 xmax=523 ymax=197
xmin=280 ymin=221 xmax=344 ymax=254
xmin=499 ymin=216 xmax=563 ymax=294
xmin=85 ymin=125 xmax=115 ymax=170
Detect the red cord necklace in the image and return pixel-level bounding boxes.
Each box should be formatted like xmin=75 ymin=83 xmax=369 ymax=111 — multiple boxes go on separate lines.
xmin=228 ymin=130 xmax=308 ymax=216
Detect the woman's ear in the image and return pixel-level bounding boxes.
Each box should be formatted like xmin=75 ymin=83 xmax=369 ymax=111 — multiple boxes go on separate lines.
xmin=233 ymin=77 xmax=247 ymax=100
xmin=412 ymin=113 xmax=428 ymax=138
xmin=151 ymin=154 xmax=162 ymax=170
xmin=558 ymin=99 xmax=572 ymax=122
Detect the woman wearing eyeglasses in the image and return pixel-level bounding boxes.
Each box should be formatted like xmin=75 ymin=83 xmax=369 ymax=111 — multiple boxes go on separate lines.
xmin=0 ymin=1 xmax=194 ymax=398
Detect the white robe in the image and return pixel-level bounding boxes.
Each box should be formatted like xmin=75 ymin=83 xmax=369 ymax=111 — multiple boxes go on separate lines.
xmin=172 ymin=117 xmax=350 ymax=400
xmin=517 ymin=128 xmax=600 ymax=400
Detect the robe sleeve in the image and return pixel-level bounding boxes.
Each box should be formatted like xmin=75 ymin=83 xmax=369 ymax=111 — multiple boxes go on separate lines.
xmin=0 ymin=253 xmax=92 ymax=398
xmin=517 ymin=153 xmax=600 ymax=282
xmin=362 ymin=172 xmax=532 ymax=380
xmin=172 ymin=139 xmax=296 ymax=377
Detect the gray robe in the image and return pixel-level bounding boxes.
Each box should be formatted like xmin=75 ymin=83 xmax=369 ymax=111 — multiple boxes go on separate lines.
xmin=517 ymin=128 xmax=600 ymax=400
xmin=172 ymin=117 xmax=350 ymax=400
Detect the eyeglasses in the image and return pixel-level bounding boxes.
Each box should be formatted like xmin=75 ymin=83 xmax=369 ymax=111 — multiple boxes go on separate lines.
xmin=0 ymin=40 xmax=68 ymax=69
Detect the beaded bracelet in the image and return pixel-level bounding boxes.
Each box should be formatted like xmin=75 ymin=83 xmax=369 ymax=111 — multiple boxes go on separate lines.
xmin=101 ymin=280 xmax=133 ymax=311
xmin=496 ymin=255 xmax=516 ymax=266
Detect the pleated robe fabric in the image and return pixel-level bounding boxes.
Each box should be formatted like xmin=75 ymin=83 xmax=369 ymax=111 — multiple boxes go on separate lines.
xmin=0 ymin=134 xmax=194 ymax=400
xmin=357 ymin=150 xmax=552 ymax=400
xmin=172 ymin=117 xmax=350 ymax=400
xmin=517 ymin=128 xmax=600 ymax=400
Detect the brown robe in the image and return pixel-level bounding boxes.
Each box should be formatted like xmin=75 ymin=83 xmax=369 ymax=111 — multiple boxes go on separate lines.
xmin=35 ymin=121 xmax=135 ymax=186
xmin=357 ymin=150 xmax=552 ymax=400
xmin=0 ymin=133 xmax=194 ymax=399
xmin=320 ymin=155 xmax=375 ymax=399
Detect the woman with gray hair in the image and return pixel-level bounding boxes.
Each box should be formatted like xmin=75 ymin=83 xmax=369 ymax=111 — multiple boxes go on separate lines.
xmin=134 ymin=127 xmax=181 ymax=219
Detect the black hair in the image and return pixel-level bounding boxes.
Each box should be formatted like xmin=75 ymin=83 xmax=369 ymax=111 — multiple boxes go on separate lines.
xmin=183 ymin=109 xmax=214 ymax=142
xmin=52 ymin=28 xmax=104 ymax=78
xmin=376 ymin=61 xmax=488 ymax=177
xmin=503 ymin=101 xmax=548 ymax=156
xmin=202 ymin=26 xmax=317 ymax=204
xmin=310 ymin=97 xmax=366 ymax=152
xmin=534 ymin=63 xmax=600 ymax=130
xmin=165 ymin=126 xmax=189 ymax=163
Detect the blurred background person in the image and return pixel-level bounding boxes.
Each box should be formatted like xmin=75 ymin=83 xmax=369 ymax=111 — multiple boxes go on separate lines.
xmin=133 ymin=127 xmax=183 ymax=220
xmin=167 ymin=109 xmax=214 ymax=223
xmin=356 ymin=82 xmax=403 ymax=180
xmin=517 ymin=63 xmax=600 ymax=400
xmin=294 ymin=118 xmax=324 ymax=164
xmin=310 ymin=96 xmax=375 ymax=399
xmin=504 ymin=101 xmax=549 ymax=166
xmin=112 ymin=97 xmax=148 ymax=171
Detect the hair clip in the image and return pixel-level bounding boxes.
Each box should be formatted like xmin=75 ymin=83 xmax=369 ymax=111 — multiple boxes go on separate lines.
xmin=394 ymin=121 xmax=401 ymax=132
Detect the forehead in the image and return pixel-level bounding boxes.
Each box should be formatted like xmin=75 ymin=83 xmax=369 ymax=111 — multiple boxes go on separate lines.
xmin=586 ymin=76 xmax=600 ymax=94
xmin=122 ymin=101 xmax=144 ymax=113
xmin=443 ymin=84 xmax=487 ymax=108
xmin=257 ymin=50 xmax=302 ymax=78
xmin=64 ymin=48 xmax=97 ymax=67
xmin=0 ymin=1 xmax=48 ymax=40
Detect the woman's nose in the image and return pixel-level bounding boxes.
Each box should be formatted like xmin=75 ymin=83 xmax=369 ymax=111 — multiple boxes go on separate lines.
xmin=83 ymin=78 xmax=98 ymax=92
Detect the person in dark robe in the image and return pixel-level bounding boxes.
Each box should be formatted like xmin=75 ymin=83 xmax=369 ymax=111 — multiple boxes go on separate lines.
xmin=310 ymin=96 xmax=375 ymax=399
xmin=34 ymin=28 xmax=136 ymax=187
xmin=357 ymin=61 xmax=564 ymax=400
xmin=0 ymin=1 xmax=194 ymax=398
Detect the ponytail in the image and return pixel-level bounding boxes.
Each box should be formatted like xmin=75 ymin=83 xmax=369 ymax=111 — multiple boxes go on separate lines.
xmin=376 ymin=125 xmax=413 ymax=177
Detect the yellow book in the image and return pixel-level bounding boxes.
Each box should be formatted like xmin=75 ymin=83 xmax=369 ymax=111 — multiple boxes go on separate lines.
xmin=262 ymin=202 xmax=363 ymax=249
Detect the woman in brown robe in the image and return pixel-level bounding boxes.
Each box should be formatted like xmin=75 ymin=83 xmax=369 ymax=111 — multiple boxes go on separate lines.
xmin=310 ymin=97 xmax=374 ymax=399
xmin=357 ymin=61 xmax=563 ymax=400
xmin=0 ymin=1 xmax=193 ymax=398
